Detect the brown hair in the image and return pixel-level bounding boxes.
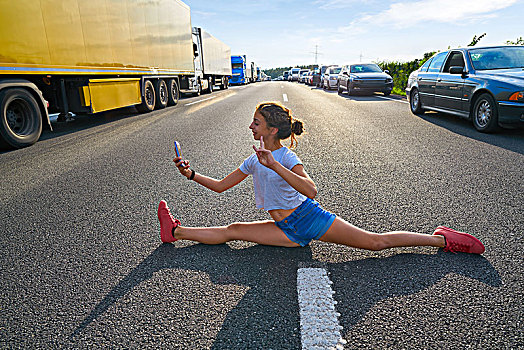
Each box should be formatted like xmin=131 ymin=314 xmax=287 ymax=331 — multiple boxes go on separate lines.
xmin=255 ymin=102 xmax=304 ymax=148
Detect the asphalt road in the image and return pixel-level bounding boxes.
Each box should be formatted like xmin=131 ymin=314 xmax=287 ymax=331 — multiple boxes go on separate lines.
xmin=1 ymin=82 xmax=523 ymax=349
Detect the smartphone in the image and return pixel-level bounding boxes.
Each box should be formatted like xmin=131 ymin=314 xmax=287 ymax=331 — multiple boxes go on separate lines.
xmin=174 ymin=141 xmax=186 ymax=166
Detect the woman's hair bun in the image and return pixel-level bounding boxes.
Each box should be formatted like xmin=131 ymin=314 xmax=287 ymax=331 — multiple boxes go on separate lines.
xmin=291 ymin=120 xmax=303 ymax=135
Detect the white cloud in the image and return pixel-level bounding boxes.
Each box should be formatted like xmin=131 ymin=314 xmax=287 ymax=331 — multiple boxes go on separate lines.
xmin=341 ymin=0 xmax=518 ymax=33
xmin=314 ymin=0 xmax=367 ymax=9
xmin=192 ymin=10 xmax=217 ymax=18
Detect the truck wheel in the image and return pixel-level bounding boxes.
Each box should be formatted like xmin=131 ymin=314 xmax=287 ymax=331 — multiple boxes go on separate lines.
xmin=195 ymin=80 xmax=202 ymax=96
xmin=219 ymin=77 xmax=227 ymax=90
xmin=155 ymin=79 xmax=168 ymax=109
xmin=137 ymin=80 xmax=155 ymax=113
xmin=0 ymin=88 xmax=42 ymax=149
xmin=167 ymin=79 xmax=179 ymax=106
xmin=207 ymin=78 xmax=213 ymax=93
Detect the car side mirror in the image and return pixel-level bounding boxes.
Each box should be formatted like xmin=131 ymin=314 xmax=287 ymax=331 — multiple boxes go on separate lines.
xmin=384 ymin=70 xmax=390 ymax=74
xmin=449 ymin=66 xmax=465 ymax=75
xmin=343 ymin=72 xmax=349 ymax=76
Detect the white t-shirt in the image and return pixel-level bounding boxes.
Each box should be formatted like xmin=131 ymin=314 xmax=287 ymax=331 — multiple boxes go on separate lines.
xmin=239 ymin=147 xmax=307 ymax=211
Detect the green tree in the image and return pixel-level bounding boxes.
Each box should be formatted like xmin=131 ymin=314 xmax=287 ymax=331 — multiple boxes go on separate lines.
xmin=468 ymin=33 xmax=486 ymax=47
xmin=506 ymin=37 xmax=524 ymax=45
xmin=376 ymin=51 xmax=435 ymax=96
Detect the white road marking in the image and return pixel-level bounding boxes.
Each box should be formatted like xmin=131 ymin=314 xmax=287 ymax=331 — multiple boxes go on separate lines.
xmin=375 ymin=95 xmax=409 ymax=104
xmin=283 ymin=93 xmax=288 ymax=102
xmin=297 ymin=268 xmax=347 ymax=350
xmin=184 ymin=95 xmax=217 ymax=106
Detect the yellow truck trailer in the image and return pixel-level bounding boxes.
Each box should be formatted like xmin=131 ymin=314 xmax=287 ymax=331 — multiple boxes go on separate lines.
xmin=0 ymin=0 xmax=197 ymax=148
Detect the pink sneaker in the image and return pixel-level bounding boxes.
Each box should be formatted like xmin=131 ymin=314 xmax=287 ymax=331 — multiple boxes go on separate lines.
xmin=433 ymin=226 xmax=485 ymax=254
xmin=157 ymin=200 xmax=180 ymax=243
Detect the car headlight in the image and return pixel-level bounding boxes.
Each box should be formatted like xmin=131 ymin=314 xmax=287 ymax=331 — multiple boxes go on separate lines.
xmin=509 ymin=91 xmax=524 ymax=101
xmin=330 ymin=76 xmax=337 ymax=80
xmin=386 ymin=78 xmax=393 ymax=83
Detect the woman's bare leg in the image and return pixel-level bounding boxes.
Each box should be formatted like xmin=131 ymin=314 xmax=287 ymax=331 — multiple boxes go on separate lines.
xmin=319 ymin=217 xmax=445 ymax=251
xmin=174 ymin=220 xmax=301 ymax=247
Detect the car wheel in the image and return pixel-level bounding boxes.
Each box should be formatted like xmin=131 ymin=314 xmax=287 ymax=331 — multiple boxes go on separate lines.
xmin=337 ymin=83 xmax=342 ymax=94
xmin=383 ymin=90 xmax=391 ymax=96
xmin=409 ymin=88 xmax=424 ymax=114
xmin=472 ymin=93 xmax=498 ymax=133
xmin=346 ymin=83 xmax=352 ymax=96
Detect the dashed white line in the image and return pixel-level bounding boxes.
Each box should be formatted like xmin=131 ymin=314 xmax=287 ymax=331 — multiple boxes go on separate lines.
xmin=184 ymin=95 xmax=217 ymax=106
xmin=297 ymin=268 xmax=346 ymax=350
xmin=283 ymin=93 xmax=288 ymax=102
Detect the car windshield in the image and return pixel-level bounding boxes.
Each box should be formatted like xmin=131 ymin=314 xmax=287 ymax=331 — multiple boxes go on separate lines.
xmin=292 ymin=68 xmax=301 ymax=73
xmin=331 ymin=67 xmax=341 ymax=74
xmin=469 ymin=47 xmax=524 ymax=70
xmin=350 ymin=64 xmax=382 ymax=73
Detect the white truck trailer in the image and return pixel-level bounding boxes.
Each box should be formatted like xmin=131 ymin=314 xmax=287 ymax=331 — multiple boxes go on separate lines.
xmin=191 ymin=27 xmax=232 ymax=94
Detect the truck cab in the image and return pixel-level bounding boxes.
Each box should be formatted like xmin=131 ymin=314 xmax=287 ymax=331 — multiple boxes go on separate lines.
xmin=191 ymin=28 xmax=208 ymax=94
xmin=188 ymin=27 xmax=231 ymax=95
xmin=231 ymin=55 xmax=247 ymax=84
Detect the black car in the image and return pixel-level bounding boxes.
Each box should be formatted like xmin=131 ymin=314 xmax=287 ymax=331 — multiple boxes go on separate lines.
xmin=337 ymin=63 xmax=393 ymax=96
xmin=406 ymin=46 xmax=524 ymax=132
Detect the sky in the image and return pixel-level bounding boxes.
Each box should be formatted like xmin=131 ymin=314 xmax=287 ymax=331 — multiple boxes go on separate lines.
xmin=183 ymin=0 xmax=524 ymax=70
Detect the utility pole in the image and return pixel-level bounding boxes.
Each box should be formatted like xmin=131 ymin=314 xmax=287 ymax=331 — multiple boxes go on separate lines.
xmin=311 ymin=45 xmax=322 ymax=65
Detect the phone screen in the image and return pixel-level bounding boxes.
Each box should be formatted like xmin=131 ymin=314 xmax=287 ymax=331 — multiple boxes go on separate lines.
xmin=174 ymin=141 xmax=186 ymax=166
xmin=174 ymin=141 xmax=183 ymax=158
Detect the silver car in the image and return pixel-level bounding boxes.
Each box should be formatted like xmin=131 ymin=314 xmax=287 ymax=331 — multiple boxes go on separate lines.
xmin=322 ymin=66 xmax=341 ymax=90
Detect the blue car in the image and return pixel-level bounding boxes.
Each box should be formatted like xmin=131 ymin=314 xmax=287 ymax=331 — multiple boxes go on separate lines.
xmin=406 ymin=46 xmax=524 ymax=132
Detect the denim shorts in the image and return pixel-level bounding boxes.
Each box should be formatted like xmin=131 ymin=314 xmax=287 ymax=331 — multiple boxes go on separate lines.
xmin=275 ymin=198 xmax=336 ymax=247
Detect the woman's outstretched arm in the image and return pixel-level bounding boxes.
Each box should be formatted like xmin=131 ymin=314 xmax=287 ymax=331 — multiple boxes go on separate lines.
xmin=174 ymin=157 xmax=248 ymax=193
